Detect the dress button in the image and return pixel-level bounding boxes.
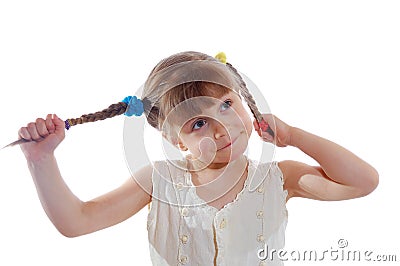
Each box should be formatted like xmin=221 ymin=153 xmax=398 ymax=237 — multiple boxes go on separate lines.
xmin=179 ymin=255 xmax=188 ymax=264
xmin=257 ymin=185 xmax=264 ymax=193
xmin=181 ymin=208 xmax=189 ymax=217
xmin=219 ymin=218 xmax=227 ymax=229
xmin=256 ymin=210 xmax=263 ymax=219
xmin=175 ymin=182 xmax=184 ymax=190
xmin=257 ymin=234 xmax=265 ymax=242
xmin=181 ymin=234 xmax=188 ymax=244
xmin=259 ymin=261 xmax=266 ymax=266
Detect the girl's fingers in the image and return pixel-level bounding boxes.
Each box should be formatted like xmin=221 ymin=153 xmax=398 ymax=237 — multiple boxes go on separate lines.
xmin=45 ymin=114 xmax=55 ymax=134
xmin=262 ymin=132 xmax=274 ymax=142
xmin=253 ymin=119 xmax=260 ymax=130
xmin=36 ymin=118 xmax=49 ymax=138
xmin=52 ymin=114 xmax=66 ymax=135
xmin=17 ymin=115 xmax=65 ymax=151
xmin=27 ymin=122 xmax=42 ymax=141
xmin=18 ymin=127 xmax=32 ymax=141
xmin=253 ymin=119 xmax=262 ymax=137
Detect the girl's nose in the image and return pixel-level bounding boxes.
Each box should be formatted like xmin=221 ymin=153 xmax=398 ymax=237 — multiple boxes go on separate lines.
xmin=214 ymin=131 xmax=225 ymax=139
xmin=213 ymin=121 xmax=228 ymax=139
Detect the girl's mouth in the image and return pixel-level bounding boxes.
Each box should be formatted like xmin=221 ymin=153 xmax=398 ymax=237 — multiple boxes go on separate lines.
xmin=218 ymin=136 xmax=238 ymax=151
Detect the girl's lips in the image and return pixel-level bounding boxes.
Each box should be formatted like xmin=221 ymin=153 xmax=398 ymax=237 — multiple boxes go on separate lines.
xmin=218 ymin=136 xmax=238 ymax=151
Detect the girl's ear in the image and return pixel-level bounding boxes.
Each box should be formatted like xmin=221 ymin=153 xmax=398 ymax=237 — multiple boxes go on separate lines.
xmin=162 ymin=132 xmax=188 ymax=151
xmin=177 ymin=142 xmax=188 ymax=151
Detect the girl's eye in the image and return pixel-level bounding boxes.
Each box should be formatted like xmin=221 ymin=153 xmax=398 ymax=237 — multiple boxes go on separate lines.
xmin=221 ymin=100 xmax=232 ymax=111
xmin=192 ymin=119 xmax=206 ymax=130
xmin=191 ymin=100 xmax=232 ymax=131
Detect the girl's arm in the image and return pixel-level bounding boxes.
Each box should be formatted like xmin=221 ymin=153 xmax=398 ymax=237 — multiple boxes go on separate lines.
xmin=19 ymin=114 xmax=152 ymax=237
xmin=254 ymin=116 xmax=379 ymax=201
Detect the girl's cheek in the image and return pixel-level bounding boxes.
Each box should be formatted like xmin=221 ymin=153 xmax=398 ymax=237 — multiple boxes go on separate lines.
xmin=242 ymin=114 xmax=254 ymax=137
xmin=246 ymin=121 xmax=253 ymax=138
xmin=196 ymin=137 xmax=217 ymax=161
xmin=233 ymin=115 xmax=252 ymax=137
xmin=199 ymin=137 xmax=217 ymax=153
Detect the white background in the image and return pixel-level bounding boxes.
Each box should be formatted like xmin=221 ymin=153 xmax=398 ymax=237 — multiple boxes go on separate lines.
xmin=0 ymin=1 xmax=399 ymax=265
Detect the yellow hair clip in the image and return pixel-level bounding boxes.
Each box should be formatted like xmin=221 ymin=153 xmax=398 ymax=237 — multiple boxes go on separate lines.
xmin=215 ymin=52 xmax=227 ymax=64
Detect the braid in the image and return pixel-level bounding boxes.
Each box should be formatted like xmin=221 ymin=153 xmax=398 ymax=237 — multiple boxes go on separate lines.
xmin=226 ymin=62 xmax=263 ymax=123
xmin=4 ymin=100 xmax=139 ymax=147
xmin=226 ymin=62 xmax=275 ymax=138
xmin=66 ymin=102 xmax=128 ymax=128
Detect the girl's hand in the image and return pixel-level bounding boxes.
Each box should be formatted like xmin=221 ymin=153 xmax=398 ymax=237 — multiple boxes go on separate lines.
xmin=253 ymin=114 xmax=292 ymax=147
xmin=18 ymin=114 xmax=65 ymax=161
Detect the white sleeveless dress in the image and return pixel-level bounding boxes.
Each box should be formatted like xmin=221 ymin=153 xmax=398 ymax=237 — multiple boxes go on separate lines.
xmin=147 ymin=156 xmax=288 ymax=266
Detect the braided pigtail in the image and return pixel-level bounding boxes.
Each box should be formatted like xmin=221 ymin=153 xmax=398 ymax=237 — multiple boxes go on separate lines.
xmin=225 ymin=62 xmax=275 ymax=138
xmin=226 ymin=62 xmax=263 ymax=123
xmin=65 ymin=102 xmax=128 ymax=130
xmin=3 ymin=96 xmax=149 ymax=148
xmin=65 ymin=96 xmax=149 ymax=130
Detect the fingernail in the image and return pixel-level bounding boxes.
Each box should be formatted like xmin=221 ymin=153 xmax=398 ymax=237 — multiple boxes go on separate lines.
xmin=262 ymin=133 xmax=274 ymax=142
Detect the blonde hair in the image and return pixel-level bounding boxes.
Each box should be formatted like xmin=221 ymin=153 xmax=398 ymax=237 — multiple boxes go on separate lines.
xmin=141 ymin=51 xmax=264 ymax=134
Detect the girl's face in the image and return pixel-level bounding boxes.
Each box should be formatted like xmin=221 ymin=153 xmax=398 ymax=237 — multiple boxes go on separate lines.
xmin=174 ymin=90 xmax=253 ymax=166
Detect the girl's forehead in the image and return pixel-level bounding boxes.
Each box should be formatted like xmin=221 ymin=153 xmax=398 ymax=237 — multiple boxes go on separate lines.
xmin=181 ymin=90 xmax=238 ymax=114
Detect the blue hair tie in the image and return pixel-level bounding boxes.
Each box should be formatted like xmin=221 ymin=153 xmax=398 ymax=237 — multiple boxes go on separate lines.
xmin=122 ymin=96 xmax=144 ymax=117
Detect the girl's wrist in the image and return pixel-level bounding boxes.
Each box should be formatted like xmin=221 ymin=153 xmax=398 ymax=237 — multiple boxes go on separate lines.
xmin=25 ymin=151 xmax=55 ymax=165
xmin=286 ymin=126 xmax=301 ymax=147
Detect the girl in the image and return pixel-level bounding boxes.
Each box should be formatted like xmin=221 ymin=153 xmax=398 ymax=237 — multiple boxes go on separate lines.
xmin=17 ymin=51 xmax=378 ymax=265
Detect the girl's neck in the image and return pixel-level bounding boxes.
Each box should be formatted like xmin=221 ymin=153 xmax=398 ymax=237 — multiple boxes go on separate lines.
xmin=185 ymin=154 xmax=248 ymax=186
xmin=184 ymin=154 xmax=249 ymax=209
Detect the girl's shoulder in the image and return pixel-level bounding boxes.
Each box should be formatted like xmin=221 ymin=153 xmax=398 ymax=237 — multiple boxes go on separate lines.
xmin=247 ymin=158 xmax=284 ymax=191
xmin=248 ymin=158 xmax=282 ymax=175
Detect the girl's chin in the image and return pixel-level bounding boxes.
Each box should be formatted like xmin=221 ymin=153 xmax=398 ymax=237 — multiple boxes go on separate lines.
xmin=189 ymin=152 xmax=241 ymax=167
xmin=190 ymin=139 xmax=248 ymax=165
xmin=209 ymin=149 xmax=245 ymax=164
